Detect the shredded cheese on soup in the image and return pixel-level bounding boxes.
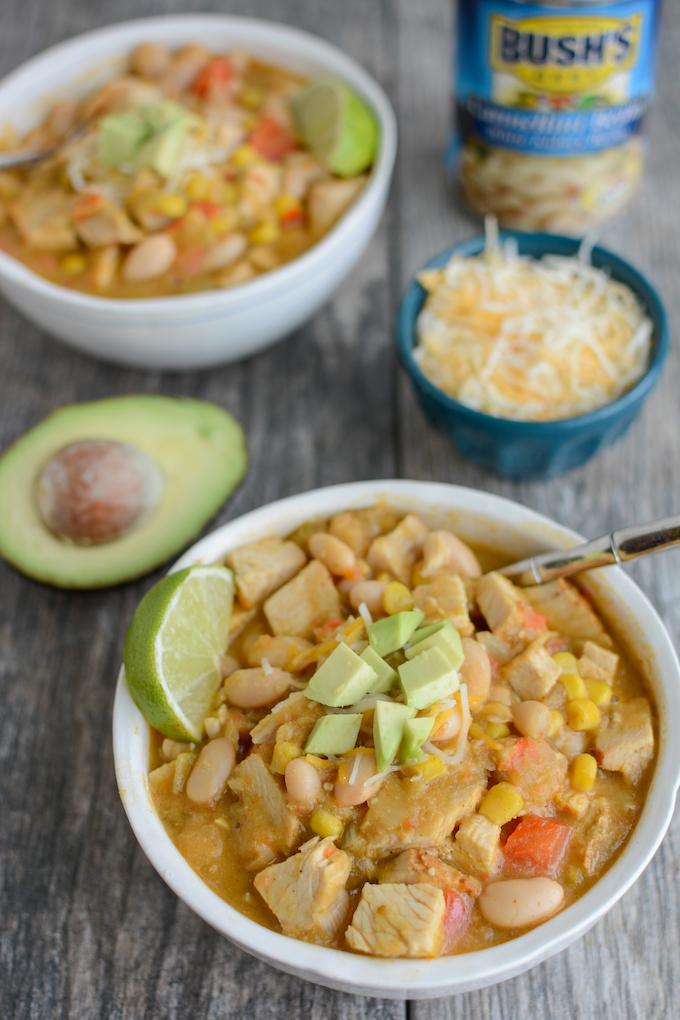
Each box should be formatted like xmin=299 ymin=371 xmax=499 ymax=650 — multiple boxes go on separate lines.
xmin=414 ymin=225 xmax=652 ymax=422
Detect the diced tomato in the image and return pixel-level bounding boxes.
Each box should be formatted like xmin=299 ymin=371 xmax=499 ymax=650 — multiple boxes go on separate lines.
xmin=503 ymin=815 xmax=572 ymax=877
xmin=190 ymin=201 xmax=223 ymax=219
xmin=443 ymin=890 xmax=471 ymax=950
xmin=191 ymin=57 xmax=234 ymax=99
xmin=519 ymin=605 xmax=548 ymax=632
xmin=249 ymin=116 xmax=296 ymax=161
xmin=281 ymin=207 xmax=305 ymax=227
xmin=506 ymin=736 xmax=541 ymax=770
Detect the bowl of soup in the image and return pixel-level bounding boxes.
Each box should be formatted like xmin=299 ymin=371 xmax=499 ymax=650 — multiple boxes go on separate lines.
xmin=0 ymin=16 xmax=396 ymax=369
xmin=112 ymin=480 xmax=680 ymax=998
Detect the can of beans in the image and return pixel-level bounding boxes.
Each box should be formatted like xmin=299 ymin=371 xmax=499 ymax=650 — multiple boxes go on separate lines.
xmin=452 ymin=0 xmax=661 ymax=232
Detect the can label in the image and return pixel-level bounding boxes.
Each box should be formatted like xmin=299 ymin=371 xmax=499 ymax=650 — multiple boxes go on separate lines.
xmin=456 ymin=1 xmax=660 ymax=156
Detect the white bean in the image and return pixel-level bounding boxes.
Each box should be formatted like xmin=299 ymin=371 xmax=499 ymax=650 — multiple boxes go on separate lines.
xmin=512 ymin=700 xmax=552 ymax=738
xmin=246 ymin=635 xmax=312 ymax=670
xmin=202 ymin=233 xmax=247 ymax=273
xmin=123 ymin=234 xmax=176 ymax=281
xmin=223 ymin=667 xmax=294 ymax=709
xmin=185 ymin=738 xmax=235 ymax=805
xmin=130 ymin=42 xmax=170 ymax=79
xmin=349 ymin=580 xmax=386 ymax=617
xmin=334 ymin=751 xmax=383 ymax=807
xmin=460 ymin=638 xmax=492 ymax=703
xmin=479 ymin=878 xmax=564 ymax=929
xmin=284 ymin=757 xmax=321 ymax=804
xmin=309 ymin=532 xmax=357 ymax=578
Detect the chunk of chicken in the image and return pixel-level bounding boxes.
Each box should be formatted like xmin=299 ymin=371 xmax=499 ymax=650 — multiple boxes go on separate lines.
xmin=377 ymin=848 xmax=482 ymax=897
xmin=240 ymin=162 xmax=282 ymax=221
xmin=346 ymin=882 xmax=446 ymax=958
xmin=346 ymin=747 xmax=490 ymax=858
xmin=502 ymin=640 xmax=560 ymax=700
xmin=307 ymin=175 xmax=366 ymax=235
xmin=81 ymin=77 xmax=161 ymax=117
xmin=579 ymin=641 xmax=619 ymax=683
xmin=453 ymin=813 xmax=502 ymax=879
xmin=476 ymin=573 xmax=546 ymax=645
xmin=475 ymin=631 xmax=518 ymax=665
xmin=227 ymin=753 xmax=303 ymax=870
xmin=74 ymin=197 xmax=141 ymax=248
xmin=254 ymin=837 xmax=350 ymax=944
xmin=595 ymin=698 xmax=654 ymax=783
xmin=264 ymin=560 xmax=341 ymax=638
xmin=494 ymin=737 xmax=568 ymax=812
xmin=249 ymin=691 xmax=323 ymax=746
xmin=419 ymin=530 xmax=481 ymax=580
xmin=523 ymin=580 xmax=609 ymax=645
xmin=227 ymin=536 xmax=307 ymax=609
xmin=573 ymin=796 xmax=631 ymax=876
xmin=281 ymin=151 xmax=326 ymax=199
xmin=412 ymin=575 xmax=474 ymax=636
xmin=329 ymin=510 xmax=374 ymax=558
xmin=367 ymin=513 xmax=428 ymax=585
xmin=9 ymin=190 xmax=77 ymax=251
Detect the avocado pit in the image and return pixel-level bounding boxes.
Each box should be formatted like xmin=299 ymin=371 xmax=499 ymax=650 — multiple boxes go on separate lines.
xmin=36 ymin=439 xmax=164 ymax=545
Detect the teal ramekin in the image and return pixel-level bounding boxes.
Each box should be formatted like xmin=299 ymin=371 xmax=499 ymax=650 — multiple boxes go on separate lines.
xmin=397 ymin=232 xmax=669 ymax=481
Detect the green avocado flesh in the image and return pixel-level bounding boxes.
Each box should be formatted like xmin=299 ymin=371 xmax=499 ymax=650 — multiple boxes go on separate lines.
xmin=0 ymin=395 xmax=247 ymax=588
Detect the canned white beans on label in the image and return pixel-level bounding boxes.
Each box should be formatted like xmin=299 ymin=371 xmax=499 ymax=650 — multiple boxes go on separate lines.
xmin=452 ymin=0 xmax=661 ymax=232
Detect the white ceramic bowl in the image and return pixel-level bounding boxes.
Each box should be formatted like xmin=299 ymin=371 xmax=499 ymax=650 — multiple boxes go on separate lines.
xmin=0 ymin=16 xmax=396 ymax=370
xmin=113 ymin=480 xmax=680 ymax=999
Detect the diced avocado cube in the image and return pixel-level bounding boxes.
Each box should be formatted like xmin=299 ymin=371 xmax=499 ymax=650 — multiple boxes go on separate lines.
xmin=409 ymin=621 xmax=446 ymax=644
xmin=405 ymin=621 xmax=463 ymax=670
xmin=398 ymin=646 xmax=460 ymax=710
xmin=373 ymin=700 xmax=416 ymax=771
xmin=306 ymin=642 xmax=378 ymax=707
xmin=367 ymin=609 xmax=424 ymax=658
xmin=399 ymin=716 xmax=435 ymax=764
xmin=138 ymin=119 xmax=190 ymax=179
xmin=141 ymin=100 xmax=190 ymax=133
xmin=360 ymin=646 xmax=398 ymax=693
xmin=99 ymin=110 xmax=149 ymax=167
xmin=305 ymin=713 xmax=362 ymax=755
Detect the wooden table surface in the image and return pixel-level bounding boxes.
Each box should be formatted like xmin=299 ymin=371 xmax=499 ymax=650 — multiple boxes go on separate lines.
xmin=2 ymin=1 xmax=679 ymax=1017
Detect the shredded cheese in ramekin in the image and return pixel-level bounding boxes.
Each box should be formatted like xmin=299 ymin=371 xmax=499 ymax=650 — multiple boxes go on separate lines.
xmin=414 ymin=222 xmax=652 ymax=422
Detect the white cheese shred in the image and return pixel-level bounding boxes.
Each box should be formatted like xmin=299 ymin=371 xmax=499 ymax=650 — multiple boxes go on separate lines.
xmin=357 ymin=601 xmax=373 ymax=628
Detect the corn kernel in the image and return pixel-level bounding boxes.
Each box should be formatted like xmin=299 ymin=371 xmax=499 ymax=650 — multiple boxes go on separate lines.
xmin=304 ymin=754 xmax=331 ymax=770
xmin=240 ymin=86 xmax=264 ymax=110
xmin=566 ymin=699 xmax=601 ymax=732
xmin=382 ymin=581 xmax=413 ymax=615
xmin=585 ymin=678 xmax=612 ymax=707
xmin=479 ymin=782 xmax=524 ymax=826
xmin=485 ymin=722 xmax=510 ymax=739
xmin=274 ymin=192 xmax=303 ymax=219
xmin=561 ymin=672 xmax=588 ymax=700
xmin=209 ymin=210 xmax=238 ymax=235
xmin=60 ymin=253 xmax=86 ymax=275
xmin=469 ymin=721 xmax=501 ymax=751
xmin=310 ymin=810 xmax=344 ymax=839
xmin=570 ymin=752 xmax=598 ymax=792
xmin=548 ymin=709 xmax=564 ymax=736
xmin=270 ymin=740 xmax=302 ymax=774
xmin=403 ymin=754 xmax=447 ymax=781
xmin=248 ymin=221 xmax=280 ymax=246
xmin=553 ymin=652 xmax=579 ymax=674
xmin=230 ymin=144 xmax=258 ymax=168
xmin=157 ymin=193 xmax=188 ymax=218
xmin=186 ymin=174 xmax=214 ymax=202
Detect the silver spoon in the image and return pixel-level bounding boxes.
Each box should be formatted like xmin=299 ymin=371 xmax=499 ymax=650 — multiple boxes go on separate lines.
xmin=0 ymin=122 xmax=89 ymax=171
xmin=498 ymin=514 xmax=680 ymax=587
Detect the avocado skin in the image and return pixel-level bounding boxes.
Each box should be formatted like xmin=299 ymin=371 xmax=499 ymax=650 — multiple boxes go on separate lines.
xmin=0 ymin=395 xmax=247 ymax=589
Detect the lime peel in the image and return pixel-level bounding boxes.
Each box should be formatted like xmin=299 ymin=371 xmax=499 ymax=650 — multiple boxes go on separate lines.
xmin=292 ymin=78 xmax=378 ymax=177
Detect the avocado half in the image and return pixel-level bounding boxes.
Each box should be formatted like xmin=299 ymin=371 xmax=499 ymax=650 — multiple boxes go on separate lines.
xmin=0 ymin=395 xmax=247 ymax=588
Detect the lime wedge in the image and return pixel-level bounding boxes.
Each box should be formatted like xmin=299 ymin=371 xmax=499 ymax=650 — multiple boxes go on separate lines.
xmin=124 ymin=564 xmax=234 ymax=742
xmin=292 ymin=78 xmax=378 ymax=177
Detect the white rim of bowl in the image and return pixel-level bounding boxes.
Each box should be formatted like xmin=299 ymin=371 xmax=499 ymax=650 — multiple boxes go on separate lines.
xmin=112 ymin=480 xmax=680 ymax=997
xmin=0 ymin=15 xmax=397 ymax=316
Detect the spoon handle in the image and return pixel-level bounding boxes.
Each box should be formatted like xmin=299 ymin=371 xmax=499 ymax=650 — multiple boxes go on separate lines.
xmin=499 ymin=514 xmax=680 ymax=586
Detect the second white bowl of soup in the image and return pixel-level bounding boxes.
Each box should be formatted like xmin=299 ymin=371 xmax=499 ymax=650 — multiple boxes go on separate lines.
xmin=113 ymin=480 xmax=680 ymax=997
xmin=0 ymin=17 xmax=396 ymax=369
